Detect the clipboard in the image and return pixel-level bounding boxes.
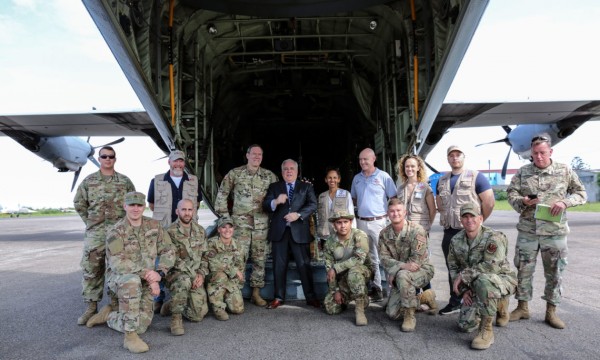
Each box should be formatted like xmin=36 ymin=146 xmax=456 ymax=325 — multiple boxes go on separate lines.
xmin=534 ymin=204 xmax=564 ymax=222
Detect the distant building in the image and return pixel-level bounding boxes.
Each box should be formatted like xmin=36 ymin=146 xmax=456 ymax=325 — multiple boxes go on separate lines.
xmin=575 ymin=169 xmax=599 ymax=203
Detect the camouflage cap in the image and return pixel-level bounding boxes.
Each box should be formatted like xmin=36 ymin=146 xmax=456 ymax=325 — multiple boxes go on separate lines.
xmin=169 ymin=150 xmax=185 ymax=161
xmin=460 ymin=202 xmax=480 ymax=217
xmin=447 ymin=145 xmax=464 ymax=156
xmin=328 ymin=210 xmax=355 ymax=223
xmin=217 ymin=216 xmax=234 ymax=227
xmin=125 ymin=191 xmax=146 ymax=205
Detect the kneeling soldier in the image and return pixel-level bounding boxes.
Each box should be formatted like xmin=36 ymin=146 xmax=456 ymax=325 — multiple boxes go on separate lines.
xmin=204 ymin=217 xmax=245 ymax=320
xmin=86 ymin=192 xmax=175 ymax=354
xmin=323 ymin=210 xmax=372 ymax=325
xmin=161 ymin=199 xmax=209 ymax=335
xmin=379 ymin=199 xmax=434 ymax=332
xmin=449 ymin=203 xmax=517 ymax=350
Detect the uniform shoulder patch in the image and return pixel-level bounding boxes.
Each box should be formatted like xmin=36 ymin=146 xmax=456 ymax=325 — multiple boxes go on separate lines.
xmin=486 ymin=242 xmax=498 ymax=254
xmin=416 ymin=234 xmax=426 ymax=243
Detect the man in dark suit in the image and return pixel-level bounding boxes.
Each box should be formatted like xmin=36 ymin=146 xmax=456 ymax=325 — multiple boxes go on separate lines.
xmin=263 ymin=159 xmax=319 ymax=309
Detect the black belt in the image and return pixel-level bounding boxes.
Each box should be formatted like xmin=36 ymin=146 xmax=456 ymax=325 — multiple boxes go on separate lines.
xmin=358 ymin=215 xmax=387 ymax=221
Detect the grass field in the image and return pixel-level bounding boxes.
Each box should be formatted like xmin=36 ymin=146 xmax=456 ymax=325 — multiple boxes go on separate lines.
xmin=494 ymin=200 xmax=600 ymax=212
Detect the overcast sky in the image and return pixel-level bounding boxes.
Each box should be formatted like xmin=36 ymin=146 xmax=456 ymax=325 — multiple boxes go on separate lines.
xmin=1 ymin=0 xmax=599 ymax=208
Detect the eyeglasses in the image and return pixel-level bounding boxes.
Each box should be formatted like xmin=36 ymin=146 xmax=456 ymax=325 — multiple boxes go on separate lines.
xmin=531 ymin=136 xmax=549 ymax=143
xmin=99 ymin=155 xmax=116 ymax=159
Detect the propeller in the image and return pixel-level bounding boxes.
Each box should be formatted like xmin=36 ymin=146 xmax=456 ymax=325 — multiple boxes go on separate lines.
xmin=476 ymin=126 xmax=513 ymax=180
xmin=70 ymin=137 xmax=126 ymax=192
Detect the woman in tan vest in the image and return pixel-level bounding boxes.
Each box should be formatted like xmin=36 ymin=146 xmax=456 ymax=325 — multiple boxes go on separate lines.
xmin=316 ymin=168 xmax=356 ymax=243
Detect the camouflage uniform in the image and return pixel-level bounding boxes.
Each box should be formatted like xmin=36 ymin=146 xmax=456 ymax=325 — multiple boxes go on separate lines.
xmin=323 ymin=228 xmax=372 ymax=314
xmin=204 ymin=235 xmax=245 ymax=314
xmin=379 ymin=220 xmax=434 ymax=319
xmin=448 ymin=225 xmax=517 ymax=331
xmin=214 ymin=165 xmax=278 ymax=288
xmin=165 ymin=219 xmax=209 ymax=321
xmin=73 ymin=170 xmax=135 ymax=303
xmin=105 ymin=216 xmax=175 ymax=334
xmin=507 ymin=162 xmax=586 ymax=304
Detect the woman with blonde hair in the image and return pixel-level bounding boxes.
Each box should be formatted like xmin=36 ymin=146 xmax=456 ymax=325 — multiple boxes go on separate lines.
xmin=396 ymin=154 xmax=436 ymax=231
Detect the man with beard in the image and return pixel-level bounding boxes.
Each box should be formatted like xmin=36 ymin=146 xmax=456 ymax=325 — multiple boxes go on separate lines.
xmin=147 ymin=150 xmax=202 ymax=311
xmin=160 ymin=199 xmax=209 ymax=335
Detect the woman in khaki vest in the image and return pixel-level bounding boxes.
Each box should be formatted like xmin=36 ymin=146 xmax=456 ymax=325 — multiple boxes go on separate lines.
xmin=316 ymin=168 xmax=356 ymax=243
xmin=396 ymin=155 xmax=436 ymax=232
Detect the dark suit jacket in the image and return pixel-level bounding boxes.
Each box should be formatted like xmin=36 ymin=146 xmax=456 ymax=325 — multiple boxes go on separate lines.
xmin=263 ymin=180 xmax=317 ymax=244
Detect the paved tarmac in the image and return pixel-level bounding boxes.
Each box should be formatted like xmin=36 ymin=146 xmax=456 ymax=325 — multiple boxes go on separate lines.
xmin=1 ymin=210 xmax=599 ymax=359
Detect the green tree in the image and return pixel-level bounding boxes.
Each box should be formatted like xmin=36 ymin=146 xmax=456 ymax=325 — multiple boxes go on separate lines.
xmin=571 ymin=156 xmax=590 ymax=170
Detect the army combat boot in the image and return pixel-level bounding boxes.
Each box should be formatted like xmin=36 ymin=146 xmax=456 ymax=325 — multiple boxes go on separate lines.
xmin=401 ymin=308 xmax=416 ymax=332
xmin=355 ymin=297 xmax=368 ymax=326
xmin=214 ymin=308 xmax=229 ymax=321
xmin=160 ymin=299 xmax=172 ymax=316
xmin=251 ymin=287 xmax=267 ymax=307
xmin=471 ymin=316 xmax=494 ymax=350
xmin=509 ymin=300 xmax=530 ymax=321
xmin=170 ymin=313 xmax=185 ymax=336
xmin=545 ymin=303 xmax=565 ymax=329
xmin=77 ymin=301 xmax=97 ymax=325
xmin=86 ymin=303 xmax=112 ymax=328
xmin=418 ymin=289 xmax=438 ymax=315
xmin=124 ymin=331 xmax=149 ymax=353
xmin=496 ymin=297 xmax=509 ymax=327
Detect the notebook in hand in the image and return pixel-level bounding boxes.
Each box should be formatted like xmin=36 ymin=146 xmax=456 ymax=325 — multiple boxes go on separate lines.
xmin=534 ymin=204 xmax=564 ymax=222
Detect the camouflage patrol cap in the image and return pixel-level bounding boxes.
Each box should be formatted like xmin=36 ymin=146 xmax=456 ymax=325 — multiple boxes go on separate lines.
xmin=125 ymin=191 xmax=146 ymax=205
xmin=328 ymin=210 xmax=355 ymax=223
xmin=460 ymin=203 xmax=480 ymax=217
xmin=217 ymin=217 xmax=234 ymax=227
xmin=447 ymin=145 xmax=464 ymax=156
xmin=169 ymin=150 xmax=185 ymax=161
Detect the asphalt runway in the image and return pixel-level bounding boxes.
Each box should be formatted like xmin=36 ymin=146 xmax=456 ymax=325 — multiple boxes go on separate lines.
xmin=1 ymin=210 xmax=599 ymax=359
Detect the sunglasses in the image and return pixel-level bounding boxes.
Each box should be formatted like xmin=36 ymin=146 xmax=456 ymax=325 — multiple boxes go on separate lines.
xmin=99 ymin=154 xmax=116 ymax=159
xmin=531 ymin=136 xmax=549 ymax=143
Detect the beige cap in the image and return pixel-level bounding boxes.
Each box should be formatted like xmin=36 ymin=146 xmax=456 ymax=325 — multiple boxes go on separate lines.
xmin=169 ymin=150 xmax=185 ymax=161
xmin=447 ymin=145 xmax=464 ymax=156
xmin=460 ymin=203 xmax=481 ymax=217
xmin=328 ymin=210 xmax=355 ymax=223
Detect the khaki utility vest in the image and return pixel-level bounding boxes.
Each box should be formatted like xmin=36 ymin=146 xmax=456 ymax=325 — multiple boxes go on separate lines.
xmin=317 ymin=189 xmax=350 ymax=239
xmin=398 ymin=182 xmax=431 ymax=231
xmin=153 ymin=173 xmax=199 ymax=228
xmin=437 ymin=170 xmax=480 ymax=229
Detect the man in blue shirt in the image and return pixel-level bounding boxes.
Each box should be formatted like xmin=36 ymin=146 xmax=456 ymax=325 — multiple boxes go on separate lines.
xmin=351 ymin=148 xmax=397 ymax=301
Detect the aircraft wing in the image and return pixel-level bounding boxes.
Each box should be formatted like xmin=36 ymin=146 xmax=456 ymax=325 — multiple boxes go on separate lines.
xmin=419 ymin=100 xmax=600 ymax=157
xmin=0 ymin=112 xmax=169 ymax=152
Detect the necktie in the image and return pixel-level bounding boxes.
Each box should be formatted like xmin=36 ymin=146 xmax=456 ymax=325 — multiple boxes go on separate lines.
xmin=288 ymin=183 xmax=294 ymax=203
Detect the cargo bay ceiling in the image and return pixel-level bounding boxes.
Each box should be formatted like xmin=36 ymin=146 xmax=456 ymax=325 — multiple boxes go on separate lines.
xmin=84 ymin=0 xmax=487 ymax=202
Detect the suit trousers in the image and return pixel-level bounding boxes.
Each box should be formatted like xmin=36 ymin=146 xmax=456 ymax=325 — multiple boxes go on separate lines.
xmin=272 ymin=227 xmax=316 ymax=301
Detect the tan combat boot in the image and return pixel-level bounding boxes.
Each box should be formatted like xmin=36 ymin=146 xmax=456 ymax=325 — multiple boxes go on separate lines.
xmin=160 ymin=299 xmax=172 ymax=316
xmin=214 ymin=308 xmax=229 ymax=321
xmin=401 ymin=308 xmax=416 ymax=332
xmin=354 ymin=297 xmax=368 ymax=326
xmin=123 ymin=331 xmax=149 ymax=353
xmin=77 ymin=301 xmax=97 ymax=325
xmin=509 ymin=300 xmax=530 ymax=321
xmin=545 ymin=303 xmax=565 ymax=329
xmin=471 ymin=316 xmax=494 ymax=350
xmin=170 ymin=313 xmax=185 ymax=336
xmin=418 ymin=289 xmax=438 ymax=315
xmin=86 ymin=303 xmax=112 ymax=328
xmin=496 ymin=297 xmax=509 ymax=327
xmin=251 ymin=287 xmax=267 ymax=307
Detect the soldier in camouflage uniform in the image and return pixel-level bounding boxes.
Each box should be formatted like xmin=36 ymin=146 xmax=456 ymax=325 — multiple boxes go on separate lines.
xmin=86 ymin=192 xmax=175 ymax=354
xmin=379 ymin=199 xmax=434 ymax=332
xmin=448 ymin=203 xmax=517 ymax=350
xmin=204 ymin=217 xmax=245 ymax=321
xmin=214 ymin=144 xmax=278 ymax=306
xmin=73 ymin=146 xmax=135 ymax=325
xmin=323 ymin=210 xmax=372 ymax=326
xmin=160 ymin=199 xmax=209 ymax=336
xmin=507 ymin=134 xmax=586 ymax=329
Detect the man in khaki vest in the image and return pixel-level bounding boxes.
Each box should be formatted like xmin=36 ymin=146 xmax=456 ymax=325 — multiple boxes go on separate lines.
xmin=147 ymin=150 xmax=202 ymax=311
xmin=436 ymin=145 xmax=494 ymax=315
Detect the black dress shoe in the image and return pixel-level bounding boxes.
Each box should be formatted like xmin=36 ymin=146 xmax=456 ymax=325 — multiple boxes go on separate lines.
xmin=266 ymin=299 xmax=283 ymax=309
xmin=306 ymin=299 xmax=321 ymax=308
